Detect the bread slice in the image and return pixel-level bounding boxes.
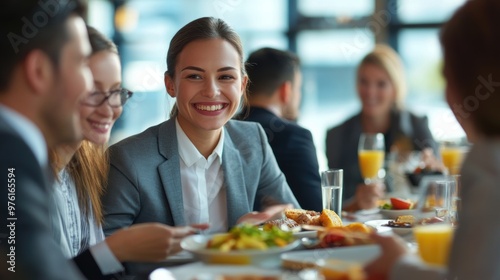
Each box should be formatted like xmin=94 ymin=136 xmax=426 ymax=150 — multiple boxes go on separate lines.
xmin=284 ymin=209 xmax=307 ymax=221
xmin=284 ymin=209 xmax=321 ymax=225
xmin=319 ymin=209 xmax=343 ymax=228
xmin=395 ymin=215 xmax=415 ymax=225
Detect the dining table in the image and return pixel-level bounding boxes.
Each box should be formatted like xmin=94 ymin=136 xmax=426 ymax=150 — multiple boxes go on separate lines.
xmin=147 ymin=209 xmax=418 ymax=280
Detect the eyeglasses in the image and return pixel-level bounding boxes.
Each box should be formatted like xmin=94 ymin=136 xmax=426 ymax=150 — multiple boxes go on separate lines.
xmin=82 ymin=88 xmax=133 ymax=108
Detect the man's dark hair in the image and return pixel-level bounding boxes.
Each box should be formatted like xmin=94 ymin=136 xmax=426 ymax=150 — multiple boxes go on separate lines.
xmin=245 ymin=47 xmax=300 ymax=97
xmin=0 ymin=0 xmax=86 ymax=90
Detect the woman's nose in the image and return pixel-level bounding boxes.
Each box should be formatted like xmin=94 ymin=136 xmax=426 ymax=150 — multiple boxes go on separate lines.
xmin=97 ymin=101 xmax=114 ymax=117
xmin=202 ymin=79 xmax=220 ymax=98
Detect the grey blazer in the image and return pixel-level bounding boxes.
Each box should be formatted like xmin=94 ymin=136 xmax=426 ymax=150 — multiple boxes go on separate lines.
xmin=102 ymin=118 xmax=299 ymax=235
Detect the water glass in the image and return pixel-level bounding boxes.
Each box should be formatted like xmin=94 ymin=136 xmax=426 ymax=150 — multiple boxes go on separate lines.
xmin=321 ymin=169 xmax=343 ymax=215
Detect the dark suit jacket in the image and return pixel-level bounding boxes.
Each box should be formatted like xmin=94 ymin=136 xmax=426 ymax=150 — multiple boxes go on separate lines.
xmin=0 ymin=115 xmax=84 ymax=280
xmin=240 ymin=107 xmax=322 ymax=211
xmin=0 ymin=113 xmax=122 ymax=280
xmin=325 ymin=110 xmax=437 ymax=201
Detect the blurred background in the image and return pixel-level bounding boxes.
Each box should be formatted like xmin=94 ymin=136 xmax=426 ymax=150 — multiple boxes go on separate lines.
xmin=87 ymin=0 xmax=466 ymax=170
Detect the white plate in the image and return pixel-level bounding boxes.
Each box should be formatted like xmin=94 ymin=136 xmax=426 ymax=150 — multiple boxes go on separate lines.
xmin=181 ymin=234 xmax=300 ymax=266
xmin=365 ymin=219 xmax=413 ymax=236
xmin=293 ymin=230 xmax=317 ymax=239
xmin=379 ymin=208 xmax=436 ymax=220
xmin=163 ymin=263 xmax=282 ymax=279
xmin=162 ymin=250 xmax=195 ymax=264
xmin=379 ymin=209 xmax=418 ymax=219
xmin=281 ymin=244 xmax=380 ymax=270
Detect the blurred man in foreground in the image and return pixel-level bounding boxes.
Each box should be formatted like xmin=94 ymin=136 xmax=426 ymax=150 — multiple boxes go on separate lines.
xmin=0 ymin=1 xmax=92 ymax=279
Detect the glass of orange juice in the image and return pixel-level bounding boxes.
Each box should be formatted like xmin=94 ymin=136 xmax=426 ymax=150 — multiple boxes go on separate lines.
xmin=358 ymin=133 xmax=385 ymax=184
xmin=414 ymin=179 xmax=455 ymax=266
xmin=440 ymin=141 xmax=468 ymax=175
xmin=414 ymin=223 xmax=454 ymax=266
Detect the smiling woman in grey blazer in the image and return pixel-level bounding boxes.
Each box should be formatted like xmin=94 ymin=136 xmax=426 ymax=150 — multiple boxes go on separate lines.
xmin=102 ymin=17 xmax=299 ymax=242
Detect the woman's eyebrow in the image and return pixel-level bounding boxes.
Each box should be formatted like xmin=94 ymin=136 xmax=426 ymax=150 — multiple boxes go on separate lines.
xmin=181 ymin=66 xmax=204 ymax=72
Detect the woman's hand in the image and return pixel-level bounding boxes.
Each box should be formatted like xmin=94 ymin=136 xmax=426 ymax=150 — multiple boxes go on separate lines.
xmin=364 ymin=233 xmax=408 ymax=280
xmin=355 ymin=182 xmax=385 ymax=210
xmin=106 ymin=222 xmax=209 ymax=262
xmin=236 ymin=204 xmax=293 ymax=225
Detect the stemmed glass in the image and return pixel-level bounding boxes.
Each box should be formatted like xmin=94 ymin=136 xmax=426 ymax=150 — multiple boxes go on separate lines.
xmin=440 ymin=140 xmax=468 ymax=175
xmin=358 ymin=133 xmax=385 ymax=184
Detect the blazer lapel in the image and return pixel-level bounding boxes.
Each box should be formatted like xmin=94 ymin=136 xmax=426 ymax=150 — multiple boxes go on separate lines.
xmin=222 ymin=128 xmax=250 ymax=227
xmin=157 ymin=119 xmax=186 ymax=226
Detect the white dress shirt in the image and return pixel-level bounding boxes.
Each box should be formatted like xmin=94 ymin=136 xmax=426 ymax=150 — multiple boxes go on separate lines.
xmin=176 ymin=119 xmax=228 ymax=233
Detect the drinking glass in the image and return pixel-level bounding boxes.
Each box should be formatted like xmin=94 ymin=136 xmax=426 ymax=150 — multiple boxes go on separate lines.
xmin=440 ymin=141 xmax=468 ymax=175
xmin=358 ymin=133 xmax=385 ymax=184
xmin=449 ymin=175 xmax=462 ymax=226
xmin=321 ymin=169 xmax=343 ymax=215
xmin=413 ymin=179 xmax=455 ymax=266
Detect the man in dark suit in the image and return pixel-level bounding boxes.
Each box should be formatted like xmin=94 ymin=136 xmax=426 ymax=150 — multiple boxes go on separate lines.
xmin=239 ymin=47 xmax=322 ymax=211
xmin=0 ymin=1 xmax=93 ymax=279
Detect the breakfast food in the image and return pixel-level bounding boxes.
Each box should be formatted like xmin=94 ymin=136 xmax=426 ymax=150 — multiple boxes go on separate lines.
xmin=283 ymin=208 xmax=342 ymax=228
xmin=390 ymin=197 xmax=414 ymax=210
xmin=263 ymin=218 xmax=300 ymax=232
xmin=206 ymin=224 xmax=295 ymax=251
xmin=317 ymin=259 xmax=366 ymax=280
xmin=385 ymin=215 xmax=415 ymax=228
xmin=284 ymin=209 xmax=321 ymax=225
xmin=319 ymin=209 xmax=343 ymax=228
xmin=380 ymin=197 xmax=415 ymax=210
xmin=344 ymin=222 xmax=373 ymax=234
xmin=316 ymin=225 xmax=374 ymax=248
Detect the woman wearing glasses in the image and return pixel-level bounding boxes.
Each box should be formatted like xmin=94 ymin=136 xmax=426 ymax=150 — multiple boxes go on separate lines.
xmin=50 ymin=26 xmax=208 ymax=279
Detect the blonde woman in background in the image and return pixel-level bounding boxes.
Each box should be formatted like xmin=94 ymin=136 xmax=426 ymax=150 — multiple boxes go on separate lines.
xmin=325 ymin=45 xmax=437 ymax=211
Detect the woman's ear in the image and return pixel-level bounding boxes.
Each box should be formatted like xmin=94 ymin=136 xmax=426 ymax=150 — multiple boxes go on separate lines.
xmin=164 ymin=72 xmax=176 ymax=97
xmin=240 ymin=75 xmax=248 ymax=94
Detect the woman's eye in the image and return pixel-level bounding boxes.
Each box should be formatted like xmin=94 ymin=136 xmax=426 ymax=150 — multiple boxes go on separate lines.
xmin=187 ymin=74 xmax=202 ymax=80
xmin=377 ymin=81 xmax=388 ymax=88
xmin=219 ymin=75 xmax=235 ymax=80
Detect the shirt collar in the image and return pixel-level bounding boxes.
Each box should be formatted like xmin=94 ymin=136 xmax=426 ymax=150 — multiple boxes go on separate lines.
xmin=175 ymin=118 xmax=224 ymax=167
xmin=0 ymin=104 xmax=48 ymax=167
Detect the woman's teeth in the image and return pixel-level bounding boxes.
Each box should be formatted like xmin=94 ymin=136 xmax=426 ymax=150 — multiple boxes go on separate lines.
xmin=196 ymin=104 xmax=224 ymax=111
xmin=91 ymin=122 xmax=110 ymax=130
